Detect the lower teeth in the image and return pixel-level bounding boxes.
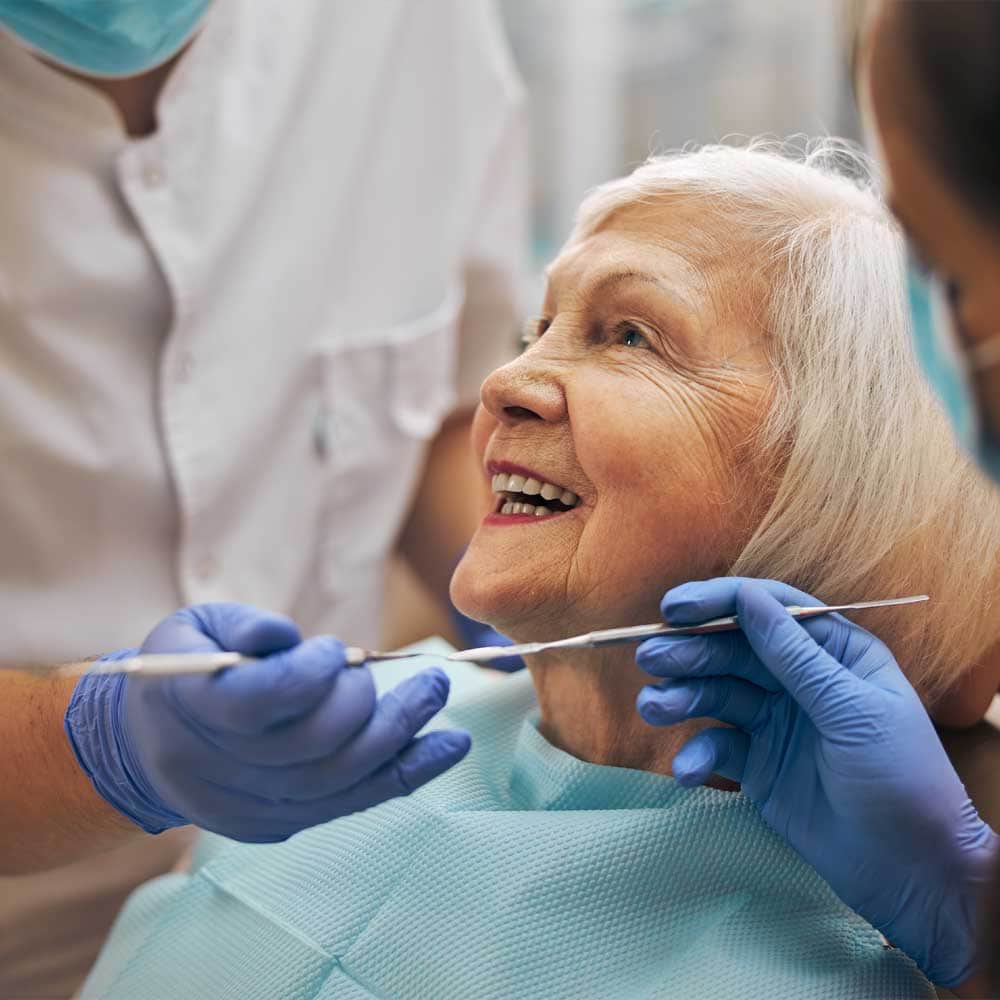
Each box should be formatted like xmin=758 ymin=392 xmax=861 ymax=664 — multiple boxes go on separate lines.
xmin=500 ymin=501 xmax=551 ymax=516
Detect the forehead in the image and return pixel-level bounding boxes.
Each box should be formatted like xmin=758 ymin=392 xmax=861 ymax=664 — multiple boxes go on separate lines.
xmin=545 ymin=198 xmax=748 ymax=314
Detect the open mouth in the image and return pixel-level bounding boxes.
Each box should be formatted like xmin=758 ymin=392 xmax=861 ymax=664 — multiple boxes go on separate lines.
xmin=491 ymin=471 xmax=579 ymax=518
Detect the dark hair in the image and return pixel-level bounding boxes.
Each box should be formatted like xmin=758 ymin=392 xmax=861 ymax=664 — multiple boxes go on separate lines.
xmin=898 ymin=0 xmax=1000 ymax=223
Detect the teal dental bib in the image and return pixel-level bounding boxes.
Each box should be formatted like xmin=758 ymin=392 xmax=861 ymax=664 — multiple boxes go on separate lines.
xmin=83 ymin=645 xmax=932 ymax=1000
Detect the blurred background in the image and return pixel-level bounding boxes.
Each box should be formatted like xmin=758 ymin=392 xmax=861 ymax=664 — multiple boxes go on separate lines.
xmin=499 ymin=0 xmax=862 ymax=269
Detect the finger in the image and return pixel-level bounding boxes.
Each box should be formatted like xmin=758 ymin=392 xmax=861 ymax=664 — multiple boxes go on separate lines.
xmin=168 ymin=636 xmax=359 ymax=735
xmin=193 ymin=729 xmax=473 ymax=842
xmin=639 ymin=609 xmax=859 ymax=678
xmin=218 ymin=669 xmax=453 ymax=796
xmin=660 ymin=577 xmax=822 ymax=626
xmin=306 ymin=668 xmax=452 ymax=789
xmin=736 ymin=581 xmax=861 ymax=718
xmin=142 ymin=603 xmax=301 ymax=657
xmin=637 ymin=676 xmax=768 ymax=732
xmin=672 ymin=727 xmax=749 ymax=787
xmin=200 ymin=660 xmax=378 ymax=762
xmin=314 ymin=728 xmax=472 ymax=811
xmin=636 ymin=631 xmax=781 ymax=691
xmin=659 ymin=577 xmax=857 ymax=654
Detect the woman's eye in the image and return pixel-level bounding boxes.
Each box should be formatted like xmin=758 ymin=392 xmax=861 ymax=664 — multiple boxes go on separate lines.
xmin=619 ymin=325 xmax=650 ymax=349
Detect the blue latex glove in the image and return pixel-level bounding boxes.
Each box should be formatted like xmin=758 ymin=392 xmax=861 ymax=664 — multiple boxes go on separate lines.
xmin=66 ymin=603 xmax=471 ymax=843
xmin=449 ymin=604 xmax=525 ymax=673
xmin=635 ymin=577 xmax=999 ymax=988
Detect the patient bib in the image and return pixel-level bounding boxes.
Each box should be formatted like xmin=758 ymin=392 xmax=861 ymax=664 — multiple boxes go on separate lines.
xmin=83 ymin=648 xmax=933 ymax=1000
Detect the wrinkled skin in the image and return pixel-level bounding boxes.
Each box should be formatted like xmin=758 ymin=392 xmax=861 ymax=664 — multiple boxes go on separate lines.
xmin=451 ymin=201 xmax=775 ymax=642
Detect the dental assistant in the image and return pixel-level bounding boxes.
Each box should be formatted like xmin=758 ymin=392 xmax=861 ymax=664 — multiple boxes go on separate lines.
xmin=637 ymin=2 xmax=1000 ymax=995
xmin=0 ymin=0 xmax=526 ymax=996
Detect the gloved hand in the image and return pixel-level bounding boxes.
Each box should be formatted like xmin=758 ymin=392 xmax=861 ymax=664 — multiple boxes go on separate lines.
xmin=449 ymin=604 xmax=524 ymax=673
xmin=635 ymin=577 xmax=999 ymax=988
xmin=66 ymin=603 xmax=471 ymax=843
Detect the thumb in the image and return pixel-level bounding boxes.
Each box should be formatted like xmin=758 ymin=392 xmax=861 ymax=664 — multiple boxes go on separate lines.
xmin=169 ymin=635 xmax=354 ymax=734
xmin=142 ymin=603 xmax=301 ymax=657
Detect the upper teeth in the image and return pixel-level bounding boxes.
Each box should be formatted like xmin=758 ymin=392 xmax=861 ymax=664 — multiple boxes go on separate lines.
xmin=491 ymin=472 xmax=578 ymax=508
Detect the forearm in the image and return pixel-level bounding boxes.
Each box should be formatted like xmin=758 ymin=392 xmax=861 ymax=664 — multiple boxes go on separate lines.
xmin=399 ymin=409 xmax=482 ymax=606
xmin=0 ymin=670 xmax=140 ymax=874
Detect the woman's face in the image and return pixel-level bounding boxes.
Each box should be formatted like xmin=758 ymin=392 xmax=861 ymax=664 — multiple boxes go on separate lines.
xmin=450 ymin=201 xmax=774 ymax=641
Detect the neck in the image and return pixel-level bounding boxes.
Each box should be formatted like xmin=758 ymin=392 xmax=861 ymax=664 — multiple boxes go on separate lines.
xmin=528 ymin=645 xmax=712 ymax=777
xmin=42 ymin=50 xmax=186 ymax=137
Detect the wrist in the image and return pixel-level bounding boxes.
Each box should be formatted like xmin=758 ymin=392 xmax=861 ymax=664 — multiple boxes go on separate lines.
xmin=64 ymin=653 xmax=186 ymax=835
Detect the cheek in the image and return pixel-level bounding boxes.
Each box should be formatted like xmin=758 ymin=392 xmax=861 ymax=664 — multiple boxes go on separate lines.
xmin=569 ymin=368 xmax=768 ymax=602
xmin=571 ymin=368 xmax=733 ymax=500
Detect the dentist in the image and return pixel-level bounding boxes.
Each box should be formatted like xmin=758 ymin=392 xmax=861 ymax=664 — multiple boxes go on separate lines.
xmin=637 ymin=2 xmax=1000 ymax=995
xmin=0 ymin=0 xmax=526 ymax=996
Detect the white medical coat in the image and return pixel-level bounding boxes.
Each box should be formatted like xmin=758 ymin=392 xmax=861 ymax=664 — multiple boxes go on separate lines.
xmin=0 ymin=0 xmax=526 ymax=994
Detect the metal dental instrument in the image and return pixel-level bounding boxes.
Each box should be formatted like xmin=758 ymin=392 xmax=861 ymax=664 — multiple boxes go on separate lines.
xmin=56 ymin=594 xmax=928 ymax=677
xmin=402 ymin=593 xmax=930 ymax=665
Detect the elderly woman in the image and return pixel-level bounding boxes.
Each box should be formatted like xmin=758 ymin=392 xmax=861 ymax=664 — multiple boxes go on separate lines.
xmin=82 ymin=142 xmax=1000 ymax=999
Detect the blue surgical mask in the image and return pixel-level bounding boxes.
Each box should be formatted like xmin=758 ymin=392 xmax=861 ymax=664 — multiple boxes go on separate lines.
xmin=0 ymin=0 xmax=212 ymax=79
xmin=907 ymin=258 xmax=1000 ymax=483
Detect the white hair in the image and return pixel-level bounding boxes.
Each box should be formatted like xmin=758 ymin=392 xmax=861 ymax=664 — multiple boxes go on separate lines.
xmin=569 ymin=138 xmax=1000 ymax=702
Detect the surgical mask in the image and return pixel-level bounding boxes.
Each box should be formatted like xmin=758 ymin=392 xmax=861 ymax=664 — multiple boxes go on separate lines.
xmin=0 ymin=0 xmax=212 ymax=79
xmin=906 ymin=258 xmax=1000 ymax=483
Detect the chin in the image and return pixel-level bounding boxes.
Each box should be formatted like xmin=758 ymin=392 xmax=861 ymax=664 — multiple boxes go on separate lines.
xmin=450 ymin=545 xmax=567 ymax=643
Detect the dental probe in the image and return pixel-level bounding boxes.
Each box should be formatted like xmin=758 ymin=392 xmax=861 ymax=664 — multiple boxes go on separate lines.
xmin=396 ymin=593 xmax=930 ymax=665
xmin=56 ymin=595 xmax=928 ymax=677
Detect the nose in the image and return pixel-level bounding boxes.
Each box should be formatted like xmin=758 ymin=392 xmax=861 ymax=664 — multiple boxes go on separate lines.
xmin=479 ymin=352 xmax=567 ymax=427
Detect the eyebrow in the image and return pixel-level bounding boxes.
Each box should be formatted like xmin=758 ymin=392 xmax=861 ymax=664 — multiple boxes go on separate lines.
xmin=542 ymin=264 xmax=689 ymax=329
xmin=587 ymin=269 xmax=669 ymax=298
